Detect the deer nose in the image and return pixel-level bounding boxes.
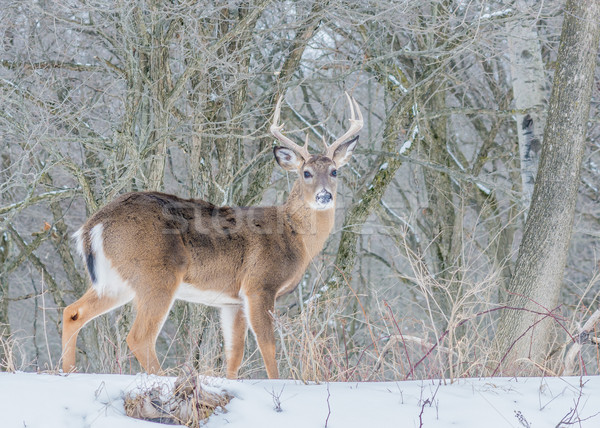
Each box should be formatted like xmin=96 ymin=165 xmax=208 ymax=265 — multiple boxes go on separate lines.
xmin=316 ymin=190 xmax=332 ymax=206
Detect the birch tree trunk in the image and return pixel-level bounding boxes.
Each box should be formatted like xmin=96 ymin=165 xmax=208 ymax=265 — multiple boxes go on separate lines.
xmin=493 ymin=0 xmax=600 ymax=375
xmin=508 ymin=0 xmax=547 ymax=209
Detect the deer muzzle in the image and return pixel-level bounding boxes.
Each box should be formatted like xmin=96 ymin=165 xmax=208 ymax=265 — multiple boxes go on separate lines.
xmin=315 ymin=190 xmax=333 ymax=209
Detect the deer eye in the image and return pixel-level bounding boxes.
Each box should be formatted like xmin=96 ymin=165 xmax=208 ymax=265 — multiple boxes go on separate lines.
xmin=304 ymin=171 xmax=312 ymax=179
xmin=331 ymin=169 xmax=337 ymax=177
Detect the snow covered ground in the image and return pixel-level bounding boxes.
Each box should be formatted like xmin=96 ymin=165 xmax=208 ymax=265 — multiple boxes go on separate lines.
xmin=1 ymin=372 xmax=599 ymax=427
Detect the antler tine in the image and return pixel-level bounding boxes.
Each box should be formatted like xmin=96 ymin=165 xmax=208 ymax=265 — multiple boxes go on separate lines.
xmin=270 ymin=96 xmax=311 ymax=160
xmin=325 ymin=92 xmax=363 ymax=158
xmin=346 ymin=91 xmax=356 ymax=120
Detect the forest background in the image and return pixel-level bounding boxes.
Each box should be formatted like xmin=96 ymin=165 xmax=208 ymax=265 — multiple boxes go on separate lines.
xmin=1 ymin=0 xmax=600 ymax=381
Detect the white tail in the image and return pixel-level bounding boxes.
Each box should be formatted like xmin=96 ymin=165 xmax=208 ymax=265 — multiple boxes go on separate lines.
xmin=62 ymin=94 xmax=363 ymax=379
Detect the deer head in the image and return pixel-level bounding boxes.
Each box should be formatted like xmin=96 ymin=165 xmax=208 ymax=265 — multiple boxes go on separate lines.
xmin=270 ymin=93 xmax=363 ymax=210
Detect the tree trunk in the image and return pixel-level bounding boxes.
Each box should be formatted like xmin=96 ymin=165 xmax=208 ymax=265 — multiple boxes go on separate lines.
xmin=326 ymin=100 xmax=408 ymax=292
xmin=493 ymin=0 xmax=600 ymax=375
xmin=508 ymin=0 xmax=548 ymax=209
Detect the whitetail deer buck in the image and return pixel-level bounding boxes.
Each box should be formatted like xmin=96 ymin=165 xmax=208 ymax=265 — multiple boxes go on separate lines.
xmin=62 ymin=93 xmax=362 ymax=379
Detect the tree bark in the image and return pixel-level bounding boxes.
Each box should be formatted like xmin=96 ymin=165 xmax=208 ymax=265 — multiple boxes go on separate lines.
xmin=508 ymin=0 xmax=548 ymax=209
xmin=326 ymin=100 xmax=408 ymax=292
xmin=493 ymin=0 xmax=600 ymax=375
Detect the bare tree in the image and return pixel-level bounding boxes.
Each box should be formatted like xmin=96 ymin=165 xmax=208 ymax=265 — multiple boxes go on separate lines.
xmin=493 ymin=0 xmax=600 ymax=375
xmin=508 ymin=0 xmax=548 ymax=209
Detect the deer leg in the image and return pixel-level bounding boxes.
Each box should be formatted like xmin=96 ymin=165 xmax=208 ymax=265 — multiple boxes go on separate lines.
xmin=220 ymin=305 xmax=247 ymax=379
xmin=244 ymin=292 xmax=279 ymax=379
xmin=62 ymin=287 xmax=132 ymax=373
xmin=126 ymin=287 xmax=176 ymax=375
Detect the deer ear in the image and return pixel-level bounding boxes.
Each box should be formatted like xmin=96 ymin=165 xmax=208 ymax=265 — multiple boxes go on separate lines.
xmin=274 ymin=146 xmax=303 ymax=171
xmin=332 ymin=136 xmax=358 ymax=167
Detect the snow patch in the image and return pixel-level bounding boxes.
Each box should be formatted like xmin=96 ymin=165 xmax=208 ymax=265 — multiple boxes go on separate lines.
xmin=388 ymin=74 xmax=408 ymax=93
xmin=476 ymin=182 xmax=492 ymax=195
xmin=1 ymin=373 xmax=600 ymax=428
xmin=481 ymin=8 xmax=513 ymax=19
xmin=399 ymin=139 xmax=412 ymax=154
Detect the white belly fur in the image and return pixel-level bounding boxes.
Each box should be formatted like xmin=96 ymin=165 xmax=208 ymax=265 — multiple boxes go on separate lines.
xmin=175 ymin=283 xmax=242 ymax=307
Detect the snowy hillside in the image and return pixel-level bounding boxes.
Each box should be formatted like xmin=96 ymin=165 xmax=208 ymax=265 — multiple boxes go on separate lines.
xmin=1 ymin=372 xmax=599 ymax=427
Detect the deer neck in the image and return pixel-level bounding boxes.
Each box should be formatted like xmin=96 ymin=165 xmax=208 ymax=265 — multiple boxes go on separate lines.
xmin=282 ymin=180 xmax=335 ymax=260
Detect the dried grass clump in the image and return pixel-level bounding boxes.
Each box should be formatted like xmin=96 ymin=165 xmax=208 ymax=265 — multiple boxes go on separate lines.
xmin=0 ymin=327 xmax=23 ymax=372
xmin=124 ymin=368 xmax=231 ymax=426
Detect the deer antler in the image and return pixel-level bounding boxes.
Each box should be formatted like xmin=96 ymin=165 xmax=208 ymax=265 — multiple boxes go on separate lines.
xmin=270 ymin=96 xmax=311 ymax=160
xmin=271 ymin=93 xmax=363 ymax=160
xmin=322 ymin=92 xmax=363 ymax=158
